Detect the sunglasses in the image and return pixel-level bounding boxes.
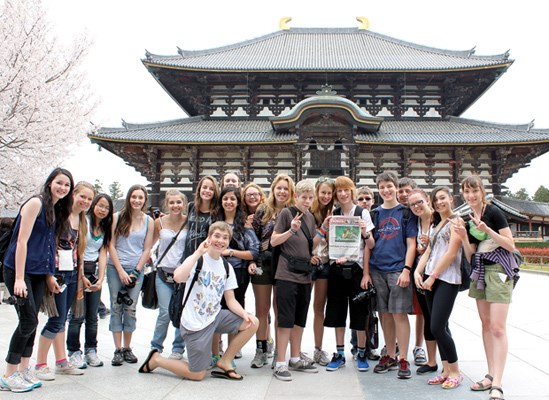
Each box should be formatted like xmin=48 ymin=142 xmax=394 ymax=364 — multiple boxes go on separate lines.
xmin=410 ymin=199 xmax=425 ymax=208
xmin=317 ymin=177 xmax=335 ymax=184
xmin=357 ymin=197 xmax=372 ymax=202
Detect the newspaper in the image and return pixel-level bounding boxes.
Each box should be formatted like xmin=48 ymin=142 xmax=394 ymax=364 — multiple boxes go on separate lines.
xmin=328 ymin=216 xmax=361 ymax=261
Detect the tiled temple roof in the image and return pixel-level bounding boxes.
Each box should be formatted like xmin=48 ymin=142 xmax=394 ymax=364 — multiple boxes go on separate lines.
xmin=143 ymin=28 xmax=511 ymax=72
xmin=90 ymin=116 xmax=549 ymax=145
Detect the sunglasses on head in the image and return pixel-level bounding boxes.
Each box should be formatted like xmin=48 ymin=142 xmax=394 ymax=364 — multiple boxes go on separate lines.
xmin=358 ymin=196 xmax=372 ymax=202
xmin=317 ymin=177 xmax=334 ymax=184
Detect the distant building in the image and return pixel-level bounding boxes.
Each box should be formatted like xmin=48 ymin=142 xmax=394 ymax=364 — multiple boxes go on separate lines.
xmin=89 ymin=19 xmax=549 ymax=206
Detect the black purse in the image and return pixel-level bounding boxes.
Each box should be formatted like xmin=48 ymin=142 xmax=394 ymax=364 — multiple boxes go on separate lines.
xmin=141 ymin=265 xmax=158 ymax=309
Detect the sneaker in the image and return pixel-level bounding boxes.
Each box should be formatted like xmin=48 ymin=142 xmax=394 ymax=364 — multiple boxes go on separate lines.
xmin=356 ymin=353 xmax=370 ymax=372
xmin=122 ymin=347 xmax=138 ymax=363
xmin=416 ymin=364 xmax=438 ymax=375
xmin=68 ymin=350 xmax=87 ymax=369
xmin=273 ymin=364 xmax=292 ymax=381
xmin=397 ymin=359 xmax=412 ymax=379
xmin=288 ymin=358 xmax=318 ymax=373
xmin=313 ymin=349 xmax=330 ymax=366
xmin=251 ymin=349 xmax=267 ymax=368
xmin=235 ymin=350 xmax=242 ymax=359
xmin=299 ymin=352 xmax=314 ymax=364
xmin=209 ymin=355 xmax=221 ymax=370
xmin=413 ymin=347 xmax=427 ymax=366
xmin=0 ymin=372 xmax=34 ymax=393
xmin=367 ymin=349 xmax=381 ymax=361
xmin=85 ymin=350 xmax=104 ymax=367
xmin=55 ymin=362 xmax=84 ymax=375
xmin=168 ymin=352 xmax=183 ymax=360
xmin=266 ymin=338 xmax=274 ymax=358
xmin=33 ymin=365 xmax=55 ymax=381
xmin=373 ymin=355 xmax=398 ymax=374
xmin=326 ymin=353 xmax=346 ymax=371
xmin=20 ymin=367 xmax=42 ymax=389
xmin=112 ymin=349 xmax=124 ymax=366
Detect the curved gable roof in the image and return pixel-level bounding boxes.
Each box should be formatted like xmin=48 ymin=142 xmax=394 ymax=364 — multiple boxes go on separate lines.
xmin=143 ymin=27 xmax=512 ymax=72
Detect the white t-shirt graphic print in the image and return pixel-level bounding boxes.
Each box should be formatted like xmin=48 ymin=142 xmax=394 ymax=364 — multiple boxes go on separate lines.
xmin=181 ymin=253 xmax=237 ymax=331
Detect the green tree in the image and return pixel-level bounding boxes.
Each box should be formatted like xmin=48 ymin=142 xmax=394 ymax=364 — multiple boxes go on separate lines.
xmin=533 ymin=185 xmax=549 ymax=203
xmin=93 ymin=179 xmax=104 ymax=194
xmin=510 ymin=188 xmax=530 ymax=201
xmin=109 ymin=181 xmax=123 ymax=201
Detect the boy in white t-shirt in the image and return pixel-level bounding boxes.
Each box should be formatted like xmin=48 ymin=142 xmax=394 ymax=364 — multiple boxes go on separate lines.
xmin=138 ymin=221 xmax=258 ymax=381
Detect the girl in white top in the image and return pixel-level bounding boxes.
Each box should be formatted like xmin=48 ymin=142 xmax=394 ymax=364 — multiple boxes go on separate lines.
xmin=150 ymin=190 xmax=188 ymax=359
xmin=414 ymin=186 xmax=463 ymax=389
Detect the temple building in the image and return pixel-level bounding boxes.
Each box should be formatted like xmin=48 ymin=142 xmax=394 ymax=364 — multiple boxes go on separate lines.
xmin=89 ymin=18 xmax=549 ymax=206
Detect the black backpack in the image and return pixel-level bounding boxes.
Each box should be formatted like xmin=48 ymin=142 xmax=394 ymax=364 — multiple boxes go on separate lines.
xmin=0 ymin=223 xmax=15 ymax=283
xmin=168 ymin=255 xmax=230 ymax=328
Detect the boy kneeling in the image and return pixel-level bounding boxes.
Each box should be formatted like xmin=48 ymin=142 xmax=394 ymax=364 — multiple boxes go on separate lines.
xmin=139 ymin=222 xmax=258 ymax=381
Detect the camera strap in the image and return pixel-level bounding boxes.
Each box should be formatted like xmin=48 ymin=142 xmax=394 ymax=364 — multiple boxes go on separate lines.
xmin=155 ymin=218 xmax=188 ymax=269
xmin=289 ymin=207 xmax=313 ymax=256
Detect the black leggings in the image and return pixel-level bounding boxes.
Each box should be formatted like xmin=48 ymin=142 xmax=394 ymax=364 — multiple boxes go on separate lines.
xmin=3 ymin=267 xmax=47 ymax=365
xmin=424 ymin=277 xmax=459 ymax=364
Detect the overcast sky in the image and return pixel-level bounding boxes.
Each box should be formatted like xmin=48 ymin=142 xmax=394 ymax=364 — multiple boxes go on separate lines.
xmin=43 ymin=0 xmax=549 ymax=196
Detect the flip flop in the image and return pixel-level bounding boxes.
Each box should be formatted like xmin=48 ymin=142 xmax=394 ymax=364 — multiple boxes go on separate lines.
xmin=138 ymin=348 xmax=159 ymax=373
xmin=211 ymin=368 xmax=243 ymax=381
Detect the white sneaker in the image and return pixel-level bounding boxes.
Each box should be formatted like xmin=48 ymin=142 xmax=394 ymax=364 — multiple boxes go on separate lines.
xmin=313 ymin=349 xmax=330 ymax=366
xmin=34 ymin=365 xmax=55 ymax=381
xmin=266 ymin=338 xmax=274 ymax=358
xmin=68 ymin=351 xmax=87 ymax=369
xmin=20 ymin=367 xmax=42 ymax=389
xmin=273 ymin=364 xmax=292 ymax=381
xmin=0 ymin=372 xmax=34 ymax=393
xmin=168 ymin=352 xmax=183 ymax=360
xmin=84 ymin=350 xmax=104 ymax=367
xmin=55 ymin=362 xmax=84 ymax=375
xmin=299 ymin=352 xmax=314 ymax=364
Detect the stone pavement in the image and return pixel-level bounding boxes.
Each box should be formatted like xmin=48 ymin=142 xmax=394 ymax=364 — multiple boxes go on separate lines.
xmin=0 ymin=270 xmax=547 ymax=399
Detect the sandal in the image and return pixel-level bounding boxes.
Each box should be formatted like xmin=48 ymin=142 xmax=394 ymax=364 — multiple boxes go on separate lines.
xmin=442 ymin=374 xmax=463 ymax=390
xmin=471 ymin=373 xmax=493 ymax=391
xmin=427 ymin=374 xmax=448 ymax=385
xmin=489 ymin=386 xmax=505 ymax=400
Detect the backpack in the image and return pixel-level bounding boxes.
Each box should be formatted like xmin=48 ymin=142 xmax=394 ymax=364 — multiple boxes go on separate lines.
xmin=0 ymin=222 xmax=15 ymax=283
xmin=168 ymin=255 xmax=230 ymax=328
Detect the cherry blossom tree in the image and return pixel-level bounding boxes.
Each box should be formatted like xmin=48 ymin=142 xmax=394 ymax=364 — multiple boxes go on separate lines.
xmin=0 ymin=0 xmax=95 ymax=208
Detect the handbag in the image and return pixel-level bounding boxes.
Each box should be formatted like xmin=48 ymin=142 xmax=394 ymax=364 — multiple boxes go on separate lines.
xmin=283 ymin=253 xmax=313 ymax=274
xmin=141 ymin=265 xmax=158 ymax=309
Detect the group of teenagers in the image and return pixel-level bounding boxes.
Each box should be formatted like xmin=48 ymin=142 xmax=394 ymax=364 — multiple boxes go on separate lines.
xmin=0 ymin=167 xmax=518 ymax=400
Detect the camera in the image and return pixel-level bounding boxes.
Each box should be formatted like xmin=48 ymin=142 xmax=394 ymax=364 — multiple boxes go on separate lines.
xmin=54 ymin=273 xmax=67 ymax=293
xmin=6 ymin=295 xmax=27 ymax=306
xmin=352 ymin=284 xmax=377 ymax=304
xmin=125 ymin=270 xmax=138 ymax=288
xmin=117 ymin=290 xmax=133 ymax=306
xmin=87 ymin=274 xmax=98 ymax=285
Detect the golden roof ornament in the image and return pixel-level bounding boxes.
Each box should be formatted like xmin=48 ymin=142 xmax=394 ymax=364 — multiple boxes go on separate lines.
xmin=356 ymin=16 xmax=369 ymax=30
xmin=279 ymin=17 xmax=292 ymax=30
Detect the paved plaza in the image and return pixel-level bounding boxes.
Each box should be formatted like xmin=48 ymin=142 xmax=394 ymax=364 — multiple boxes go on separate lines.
xmin=0 ymin=270 xmax=547 ymax=399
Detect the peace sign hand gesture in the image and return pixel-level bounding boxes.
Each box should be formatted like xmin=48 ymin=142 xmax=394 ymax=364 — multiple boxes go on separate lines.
xmin=290 ymin=212 xmax=302 ymax=232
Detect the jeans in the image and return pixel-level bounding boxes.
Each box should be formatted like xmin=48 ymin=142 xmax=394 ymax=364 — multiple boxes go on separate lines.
xmin=41 ymin=269 xmax=78 ymax=339
xmin=3 ymin=267 xmax=47 ymax=365
xmin=150 ymin=273 xmax=185 ymax=354
xmin=106 ymin=265 xmax=143 ymax=333
xmin=66 ymin=274 xmax=102 ymax=353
